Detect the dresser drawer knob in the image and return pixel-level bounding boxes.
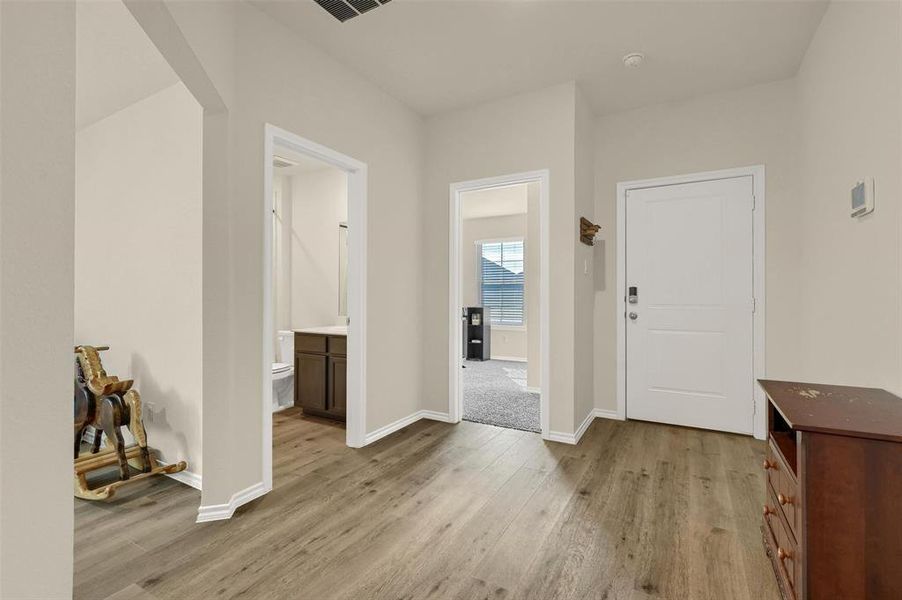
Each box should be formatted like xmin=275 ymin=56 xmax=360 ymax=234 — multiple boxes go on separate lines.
xmin=763 ymin=505 xmax=776 ymax=516
xmin=777 ymin=547 xmax=792 ymax=561
xmin=778 ymin=493 xmax=793 ymax=506
xmin=763 ymin=459 xmax=776 ymax=470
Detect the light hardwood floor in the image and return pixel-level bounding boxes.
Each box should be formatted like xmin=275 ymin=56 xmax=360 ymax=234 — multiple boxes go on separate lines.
xmin=74 ymin=409 xmax=780 ymax=600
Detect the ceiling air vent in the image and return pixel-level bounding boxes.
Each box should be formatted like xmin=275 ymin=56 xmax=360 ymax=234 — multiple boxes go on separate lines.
xmin=273 ymin=156 xmax=297 ymax=169
xmin=314 ymin=0 xmax=391 ymax=23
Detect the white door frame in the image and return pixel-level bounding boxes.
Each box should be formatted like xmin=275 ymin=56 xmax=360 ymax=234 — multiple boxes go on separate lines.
xmin=263 ymin=124 xmax=368 ymax=492
xmin=616 ymin=165 xmax=766 ymax=440
xmin=449 ymin=170 xmax=551 ymax=439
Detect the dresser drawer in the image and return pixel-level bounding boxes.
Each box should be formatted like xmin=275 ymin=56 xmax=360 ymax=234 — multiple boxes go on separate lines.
xmin=765 ymin=439 xmax=800 ymax=541
xmin=765 ymin=483 xmax=799 ymax=598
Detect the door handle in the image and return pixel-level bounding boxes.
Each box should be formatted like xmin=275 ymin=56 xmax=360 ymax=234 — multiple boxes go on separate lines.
xmin=628 ymin=312 xmax=638 ymax=321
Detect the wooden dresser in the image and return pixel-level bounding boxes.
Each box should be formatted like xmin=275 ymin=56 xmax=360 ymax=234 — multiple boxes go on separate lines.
xmin=758 ymin=380 xmax=902 ymax=600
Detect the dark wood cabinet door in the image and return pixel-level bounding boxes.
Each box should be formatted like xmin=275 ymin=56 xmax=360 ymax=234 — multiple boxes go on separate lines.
xmin=294 ymin=353 xmax=326 ymax=411
xmin=328 ymin=356 xmax=347 ymax=417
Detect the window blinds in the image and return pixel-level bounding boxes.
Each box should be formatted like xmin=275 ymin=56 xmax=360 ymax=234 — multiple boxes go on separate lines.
xmin=479 ymin=240 xmax=525 ymax=326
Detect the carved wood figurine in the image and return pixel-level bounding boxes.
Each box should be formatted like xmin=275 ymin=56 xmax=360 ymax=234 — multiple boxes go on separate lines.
xmin=579 ymin=217 xmax=601 ymax=246
xmin=73 ymin=345 xmax=186 ymax=500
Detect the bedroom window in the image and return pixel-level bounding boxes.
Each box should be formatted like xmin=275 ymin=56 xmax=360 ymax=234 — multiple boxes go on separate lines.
xmin=478 ymin=239 xmax=525 ymax=326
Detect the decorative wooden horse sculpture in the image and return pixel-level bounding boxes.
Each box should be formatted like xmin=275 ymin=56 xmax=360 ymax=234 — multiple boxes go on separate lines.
xmin=73 ymin=345 xmax=186 ymax=500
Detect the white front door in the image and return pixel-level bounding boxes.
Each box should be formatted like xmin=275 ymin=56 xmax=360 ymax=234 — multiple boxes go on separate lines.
xmin=625 ymin=176 xmax=755 ymax=434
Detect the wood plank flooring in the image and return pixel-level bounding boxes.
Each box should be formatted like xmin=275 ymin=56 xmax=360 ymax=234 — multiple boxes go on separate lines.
xmin=74 ymin=409 xmax=780 ymax=600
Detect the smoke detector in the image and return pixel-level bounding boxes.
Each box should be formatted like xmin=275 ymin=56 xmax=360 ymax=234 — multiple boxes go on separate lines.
xmin=622 ymin=52 xmax=645 ymax=68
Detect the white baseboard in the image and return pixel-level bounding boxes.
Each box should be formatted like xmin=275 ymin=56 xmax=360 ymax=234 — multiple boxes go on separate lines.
xmin=196 ymin=481 xmax=269 ymax=523
xmin=545 ymin=408 xmax=624 ymax=445
xmin=490 ymin=356 xmax=527 ymax=363
xmin=593 ymin=408 xmax=622 ymax=421
xmin=419 ymin=410 xmax=454 ymax=423
xmin=526 ymin=386 xmax=541 ymax=394
xmin=364 ymin=410 xmax=454 ymax=445
xmin=157 ymin=460 xmax=202 ymax=491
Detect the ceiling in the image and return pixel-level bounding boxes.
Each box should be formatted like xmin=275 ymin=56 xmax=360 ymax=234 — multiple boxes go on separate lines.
xmin=76 ymin=0 xmax=180 ymax=130
xmin=462 ymin=184 xmax=527 ymax=220
xmin=251 ymin=0 xmax=828 ymax=116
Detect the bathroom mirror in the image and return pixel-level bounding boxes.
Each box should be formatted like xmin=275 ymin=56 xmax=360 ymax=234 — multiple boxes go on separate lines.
xmin=338 ymin=223 xmax=348 ymax=319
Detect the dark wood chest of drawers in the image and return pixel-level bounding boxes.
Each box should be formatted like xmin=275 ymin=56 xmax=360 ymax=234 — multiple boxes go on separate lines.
xmin=758 ymin=380 xmax=902 ymax=600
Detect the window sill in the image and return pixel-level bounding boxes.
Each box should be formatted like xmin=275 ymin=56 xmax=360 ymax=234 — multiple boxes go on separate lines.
xmin=491 ymin=324 xmax=526 ymax=332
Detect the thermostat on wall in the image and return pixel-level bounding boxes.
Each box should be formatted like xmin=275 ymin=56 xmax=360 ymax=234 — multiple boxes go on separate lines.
xmin=851 ymin=177 xmax=875 ymax=218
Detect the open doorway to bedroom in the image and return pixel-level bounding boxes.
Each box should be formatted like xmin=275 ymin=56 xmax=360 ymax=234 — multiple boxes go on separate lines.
xmin=450 ymin=171 xmax=550 ymax=436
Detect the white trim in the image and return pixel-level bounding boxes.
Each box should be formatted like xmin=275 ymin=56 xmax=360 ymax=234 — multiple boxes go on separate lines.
xmin=473 ymin=236 xmax=524 ymax=245
xmin=196 ymin=482 xmax=268 ymax=523
xmin=363 ymin=410 xmax=454 ymax=446
xmin=547 ymin=409 xmax=624 ymax=444
xmin=450 ymin=170 xmax=551 ymax=439
xmin=526 ymin=386 xmax=541 ymax=394
xmin=593 ymin=408 xmax=622 ymax=421
xmin=615 ymin=165 xmax=767 ymax=440
xmin=157 ymin=461 xmax=203 ymax=491
xmin=263 ymin=124 xmax=369 ymax=504
xmin=420 ymin=410 xmax=454 ymax=423
xmin=490 ymin=355 xmax=527 ymax=363
xmin=491 ymin=325 xmax=526 ymax=332
xmin=546 ymin=410 xmax=594 ymax=445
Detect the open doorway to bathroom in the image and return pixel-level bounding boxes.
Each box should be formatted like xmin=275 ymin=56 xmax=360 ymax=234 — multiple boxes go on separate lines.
xmin=450 ymin=171 xmax=550 ymax=437
xmin=263 ymin=126 xmax=368 ymax=491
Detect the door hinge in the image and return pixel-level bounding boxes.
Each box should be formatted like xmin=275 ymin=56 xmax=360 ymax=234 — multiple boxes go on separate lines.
xmin=752 ymin=194 xmax=756 ymax=211
xmin=752 ymin=297 xmax=757 ymax=313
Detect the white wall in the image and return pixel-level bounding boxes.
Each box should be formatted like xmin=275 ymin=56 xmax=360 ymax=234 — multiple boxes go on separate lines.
xmin=592 ymin=78 xmax=801 ymax=413
xmin=75 ymin=82 xmax=203 ymax=477
xmin=795 ymin=1 xmax=901 ymax=395
xmin=424 ymin=82 xmax=579 ymax=435
xmin=289 ymin=166 xmax=347 ymax=329
xmin=0 ymin=2 xmax=75 ymax=598
xmin=460 ymin=212 xmax=528 ymax=361
xmin=272 ymin=173 xmax=292 ymax=340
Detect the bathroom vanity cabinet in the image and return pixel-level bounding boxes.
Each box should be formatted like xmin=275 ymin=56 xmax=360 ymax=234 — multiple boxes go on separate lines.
xmin=294 ymin=331 xmax=347 ymax=422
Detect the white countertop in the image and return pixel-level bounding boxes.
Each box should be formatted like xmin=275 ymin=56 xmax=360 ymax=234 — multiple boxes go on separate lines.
xmin=292 ymin=325 xmax=348 ymax=336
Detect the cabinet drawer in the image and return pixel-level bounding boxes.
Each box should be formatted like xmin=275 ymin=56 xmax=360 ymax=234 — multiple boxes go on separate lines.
xmin=328 ymin=335 xmax=347 ymax=356
xmin=295 ymin=333 xmax=327 ymax=354
xmin=766 ymin=439 xmax=800 ymax=541
xmin=765 ymin=483 xmax=799 ymax=597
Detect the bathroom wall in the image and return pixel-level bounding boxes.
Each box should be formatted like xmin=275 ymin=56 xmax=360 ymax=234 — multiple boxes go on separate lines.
xmin=272 ymin=172 xmax=292 ymax=348
xmin=460 ymin=212 xmax=529 ymax=363
xmin=288 ymin=166 xmax=348 ymax=329
xmin=75 ymin=82 xmax=204 ymax=478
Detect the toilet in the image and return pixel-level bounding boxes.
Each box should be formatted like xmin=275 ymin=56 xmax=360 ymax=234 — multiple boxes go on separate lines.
xmin=272 ymin=330 xmax=294 ymax=412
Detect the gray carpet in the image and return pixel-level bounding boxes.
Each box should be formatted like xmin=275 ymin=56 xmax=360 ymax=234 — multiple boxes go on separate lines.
xmin=462 ymin=359 xmax=540 ymax=433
